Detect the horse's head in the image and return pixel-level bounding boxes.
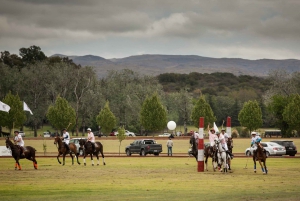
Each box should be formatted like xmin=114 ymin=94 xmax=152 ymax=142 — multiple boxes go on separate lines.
xmin=214 ymin=138 xmax=220 ymax=144
xmin=78 ymin=139 xmax=86 ymax=148
xmin=5 ymin=137 xmax=11 ymax=149
xmin=227 ymin=137 xmax=233 ymax=149
xmin=54 ymin=136 xmax=61 ymax=145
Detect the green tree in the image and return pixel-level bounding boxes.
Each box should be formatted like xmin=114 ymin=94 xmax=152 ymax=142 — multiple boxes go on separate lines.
xmin=46 ymin=96 xmax=76 ymax=132
xmin=267 ymin=94 xmax=289 ymax=136
xmin=283 ymin=94 xmax=300 ymax=136
xmin=238 ymin=100 xmax=263 ymax=135
xmin=96 ymin=101 xmax=116 ymax=136
xmin=19 ymin=45 xmax=47 ymax=64
xmin=1 ymin=91 xmax=26 ymax=133
xmin=140 ymin=93 xmax=167 ymax=133
xmin=191 ymin=95 xmax=216 ymax=128
xmin=116 ymin=126 xmax=126 ymax=156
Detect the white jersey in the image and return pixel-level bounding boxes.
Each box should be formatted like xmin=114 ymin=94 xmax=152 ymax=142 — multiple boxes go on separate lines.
xmin=62 ymin=132 xmax=70 ymax=144
xmin=87 ymin=132 xmax=95 ymax=143
xmin=14 ymin=134 xmax=24 ymax=147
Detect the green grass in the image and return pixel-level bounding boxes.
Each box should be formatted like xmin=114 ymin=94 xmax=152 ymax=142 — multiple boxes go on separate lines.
xmin=0 ymin=157 xmax=300 ymax=201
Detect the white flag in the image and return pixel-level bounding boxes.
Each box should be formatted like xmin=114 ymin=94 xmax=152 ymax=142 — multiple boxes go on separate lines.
xmin=0 ymin=101 xmax=10 ymax=113
xmin=23 ymin=101 xmax=33 ymax=115
xmin=213 ymin=122 xmax=219 ymax=133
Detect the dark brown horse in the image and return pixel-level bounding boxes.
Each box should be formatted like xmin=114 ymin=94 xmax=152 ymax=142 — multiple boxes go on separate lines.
xmin=53 ymin=136 xmax=80 ymax=165
xmin=204 ymin=143 xmax=218 ymax=171
xmin=5 ymin=137 xmax=37 ymax=170
xmin=189 ymin=136 xmax=198 ymax=161
xmin=190 ymin=136 xmax=218 ymax=171
xmin=78 ymin=139 xmax=106 ymax=166
xmin=253 ymin=142 xmax=268 ymax=174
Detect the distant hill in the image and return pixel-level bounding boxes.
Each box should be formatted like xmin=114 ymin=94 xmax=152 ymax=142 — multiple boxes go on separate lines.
xmin=52 ymin=54 xmax=300 ymax=78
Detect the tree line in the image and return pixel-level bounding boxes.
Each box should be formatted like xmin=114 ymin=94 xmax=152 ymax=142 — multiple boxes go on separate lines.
xmin=1 ymin=46 xmax=300 ymax=137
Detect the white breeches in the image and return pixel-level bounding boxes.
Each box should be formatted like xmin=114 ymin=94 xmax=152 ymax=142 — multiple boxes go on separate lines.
xmin=222 ymin=143 xmax=228 ymax=151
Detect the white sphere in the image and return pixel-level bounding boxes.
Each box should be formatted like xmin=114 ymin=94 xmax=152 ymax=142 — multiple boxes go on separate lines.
xmin=167 ymin=121 xmax=176 ymax=130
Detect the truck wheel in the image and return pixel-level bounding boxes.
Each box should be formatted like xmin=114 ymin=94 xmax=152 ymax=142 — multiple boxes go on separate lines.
xmin=154 ymin=153 xmax=159 ymax=156
xmin=141 ymin=149 xmax=146 ymax=156
xmin=126 ymin=149 xmax=131 ymax=156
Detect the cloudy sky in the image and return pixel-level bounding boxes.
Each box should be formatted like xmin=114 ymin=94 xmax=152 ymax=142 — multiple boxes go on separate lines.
xmin=1 ymin=0 xmax=300 ymax=60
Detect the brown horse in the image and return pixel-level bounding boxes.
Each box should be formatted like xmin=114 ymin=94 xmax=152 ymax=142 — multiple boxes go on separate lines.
xmin=204 ymin=143 xmax=218 ymax=171
xmin=190 ymin=136 xmax=218 ymax=171
xmin=53 ymin=136 xmax=80 ymax=165
xmin=253 ymin=142 xmax=268 ymax=174
xmin=5 ymin=137 xmax=38 ymax=170
xmin=78 ymin=139 xmax=106 ymax=166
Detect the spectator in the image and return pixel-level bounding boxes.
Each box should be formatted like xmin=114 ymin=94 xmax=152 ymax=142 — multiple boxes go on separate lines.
xmin=166 ymin=137 xmax=173 ymax=156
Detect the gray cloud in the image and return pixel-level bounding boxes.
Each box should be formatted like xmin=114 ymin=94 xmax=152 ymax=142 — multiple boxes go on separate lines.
xmin=0 ymin=0 xmax=299 ymax=59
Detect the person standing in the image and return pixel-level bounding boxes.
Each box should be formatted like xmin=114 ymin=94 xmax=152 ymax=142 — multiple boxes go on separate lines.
xmin=87 ymin=128 xmax=95 ymax=152
xmin=14 ymin=130 xmax=25 ymax=157
xmin=166 ymin=137 xmax=173 ymax=156
xmin=62 ymin=128 xmax=70 ymax=152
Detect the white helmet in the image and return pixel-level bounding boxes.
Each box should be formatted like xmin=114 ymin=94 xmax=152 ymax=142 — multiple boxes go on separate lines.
xmin=87 ymin=128 xmax=91 ymax=131
xmin=251 ymin=132 xmax=257 ymax=135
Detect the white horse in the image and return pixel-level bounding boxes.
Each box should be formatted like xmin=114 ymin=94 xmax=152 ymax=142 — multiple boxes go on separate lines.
xmin=214 ymin=138 xmax=228 ymax=173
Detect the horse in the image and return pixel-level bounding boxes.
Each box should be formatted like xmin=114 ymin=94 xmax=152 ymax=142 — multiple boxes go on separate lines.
xmin=78 ymin=139 xmax=106 ymax=166
xmin=53 ymin=136 xmax=80 ymax=165
xmin=214 ymin=138 xmax=228 ymax=173
xmin=190 ymin=136 xmax=218 ymax=171
xmin=189 ymin=136 xmax=198 ymax=161
xmin=5 ymin=137 xmax=38 ymax=170
xmin=226 ymin=137 xmax=233 ymax=170
xmin=204 ymin=143 xmax=218 ymax=171
xmin=253 ymin=142 xmax=268 ymax=174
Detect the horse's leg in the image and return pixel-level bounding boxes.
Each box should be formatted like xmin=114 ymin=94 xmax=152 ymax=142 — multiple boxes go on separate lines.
xmin=204 ymin=155 xmax=208 ymax=171
xmin=100 ymin=147 xmax=106 ymax=165
xmin=90 ymin=153 xmax=94 ymax=166
xmin=57 ymin=152 xmax=62 ymax=164
xmin=83 ymin=153 xmax=87 ymax=166
xmin=76 ymin=153 xmax=81 ymax=165
xmin=96 ymin=153 xmax=100 ymax=166
xmin=258 ymin=160 xmax=265 ymax=174
xmin=70 ymin=152 xmax=74 ymax=165
xmin=264 ymin=160 xmax=268 ymax=174
xmin=62 ymin=153 xmax=66 ymax=166
xmin=223 ymin=153 xmax=227 ymax=173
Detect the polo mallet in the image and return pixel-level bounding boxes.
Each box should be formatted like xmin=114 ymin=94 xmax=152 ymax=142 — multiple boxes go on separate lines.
xmin=244 ymin=146 xmax=251 ymax=169
xmin=66 ymin=122 xmax=72 ymax=130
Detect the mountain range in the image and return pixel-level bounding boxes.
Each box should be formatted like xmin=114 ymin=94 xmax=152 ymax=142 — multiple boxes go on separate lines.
xmin=52 ymin=54 xmax=300 ymax=78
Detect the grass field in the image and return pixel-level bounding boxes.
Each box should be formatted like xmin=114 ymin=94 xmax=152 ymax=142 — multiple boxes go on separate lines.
xmin=0 ymin=157 xmax=300 ymax=201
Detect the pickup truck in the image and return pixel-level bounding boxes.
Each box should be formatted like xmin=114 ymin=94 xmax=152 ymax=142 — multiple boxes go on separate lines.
xmin=125 ymin=139 xmax=162 ymax=156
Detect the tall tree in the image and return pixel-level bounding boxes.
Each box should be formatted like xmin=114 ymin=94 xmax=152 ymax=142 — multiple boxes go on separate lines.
xmin=140 ymin=93 xmax=167 ymax=134
xmin=238 ymin=100 xmax=263 ymax=134
xmin=283 ymin=94 xmax=300 ymax=136
xmin=96 ymin=101 xmax=116 ymax=136
xmin=46 ymin=96 xmax=76 ymax=132
xmin=190 ymin=95 xmax=216 ymax=128
xmin=20 ymin=61 xmax=53 ymax=136
xmin=1 ymin=91 xmax=26 ymax=133
xmin=73 ymin=66 xmax=96 ymax=135
xmin=267 ymin=94 xmax=289 ymax=136
xmin=19 ymin=45 xmax=47 ymax=64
